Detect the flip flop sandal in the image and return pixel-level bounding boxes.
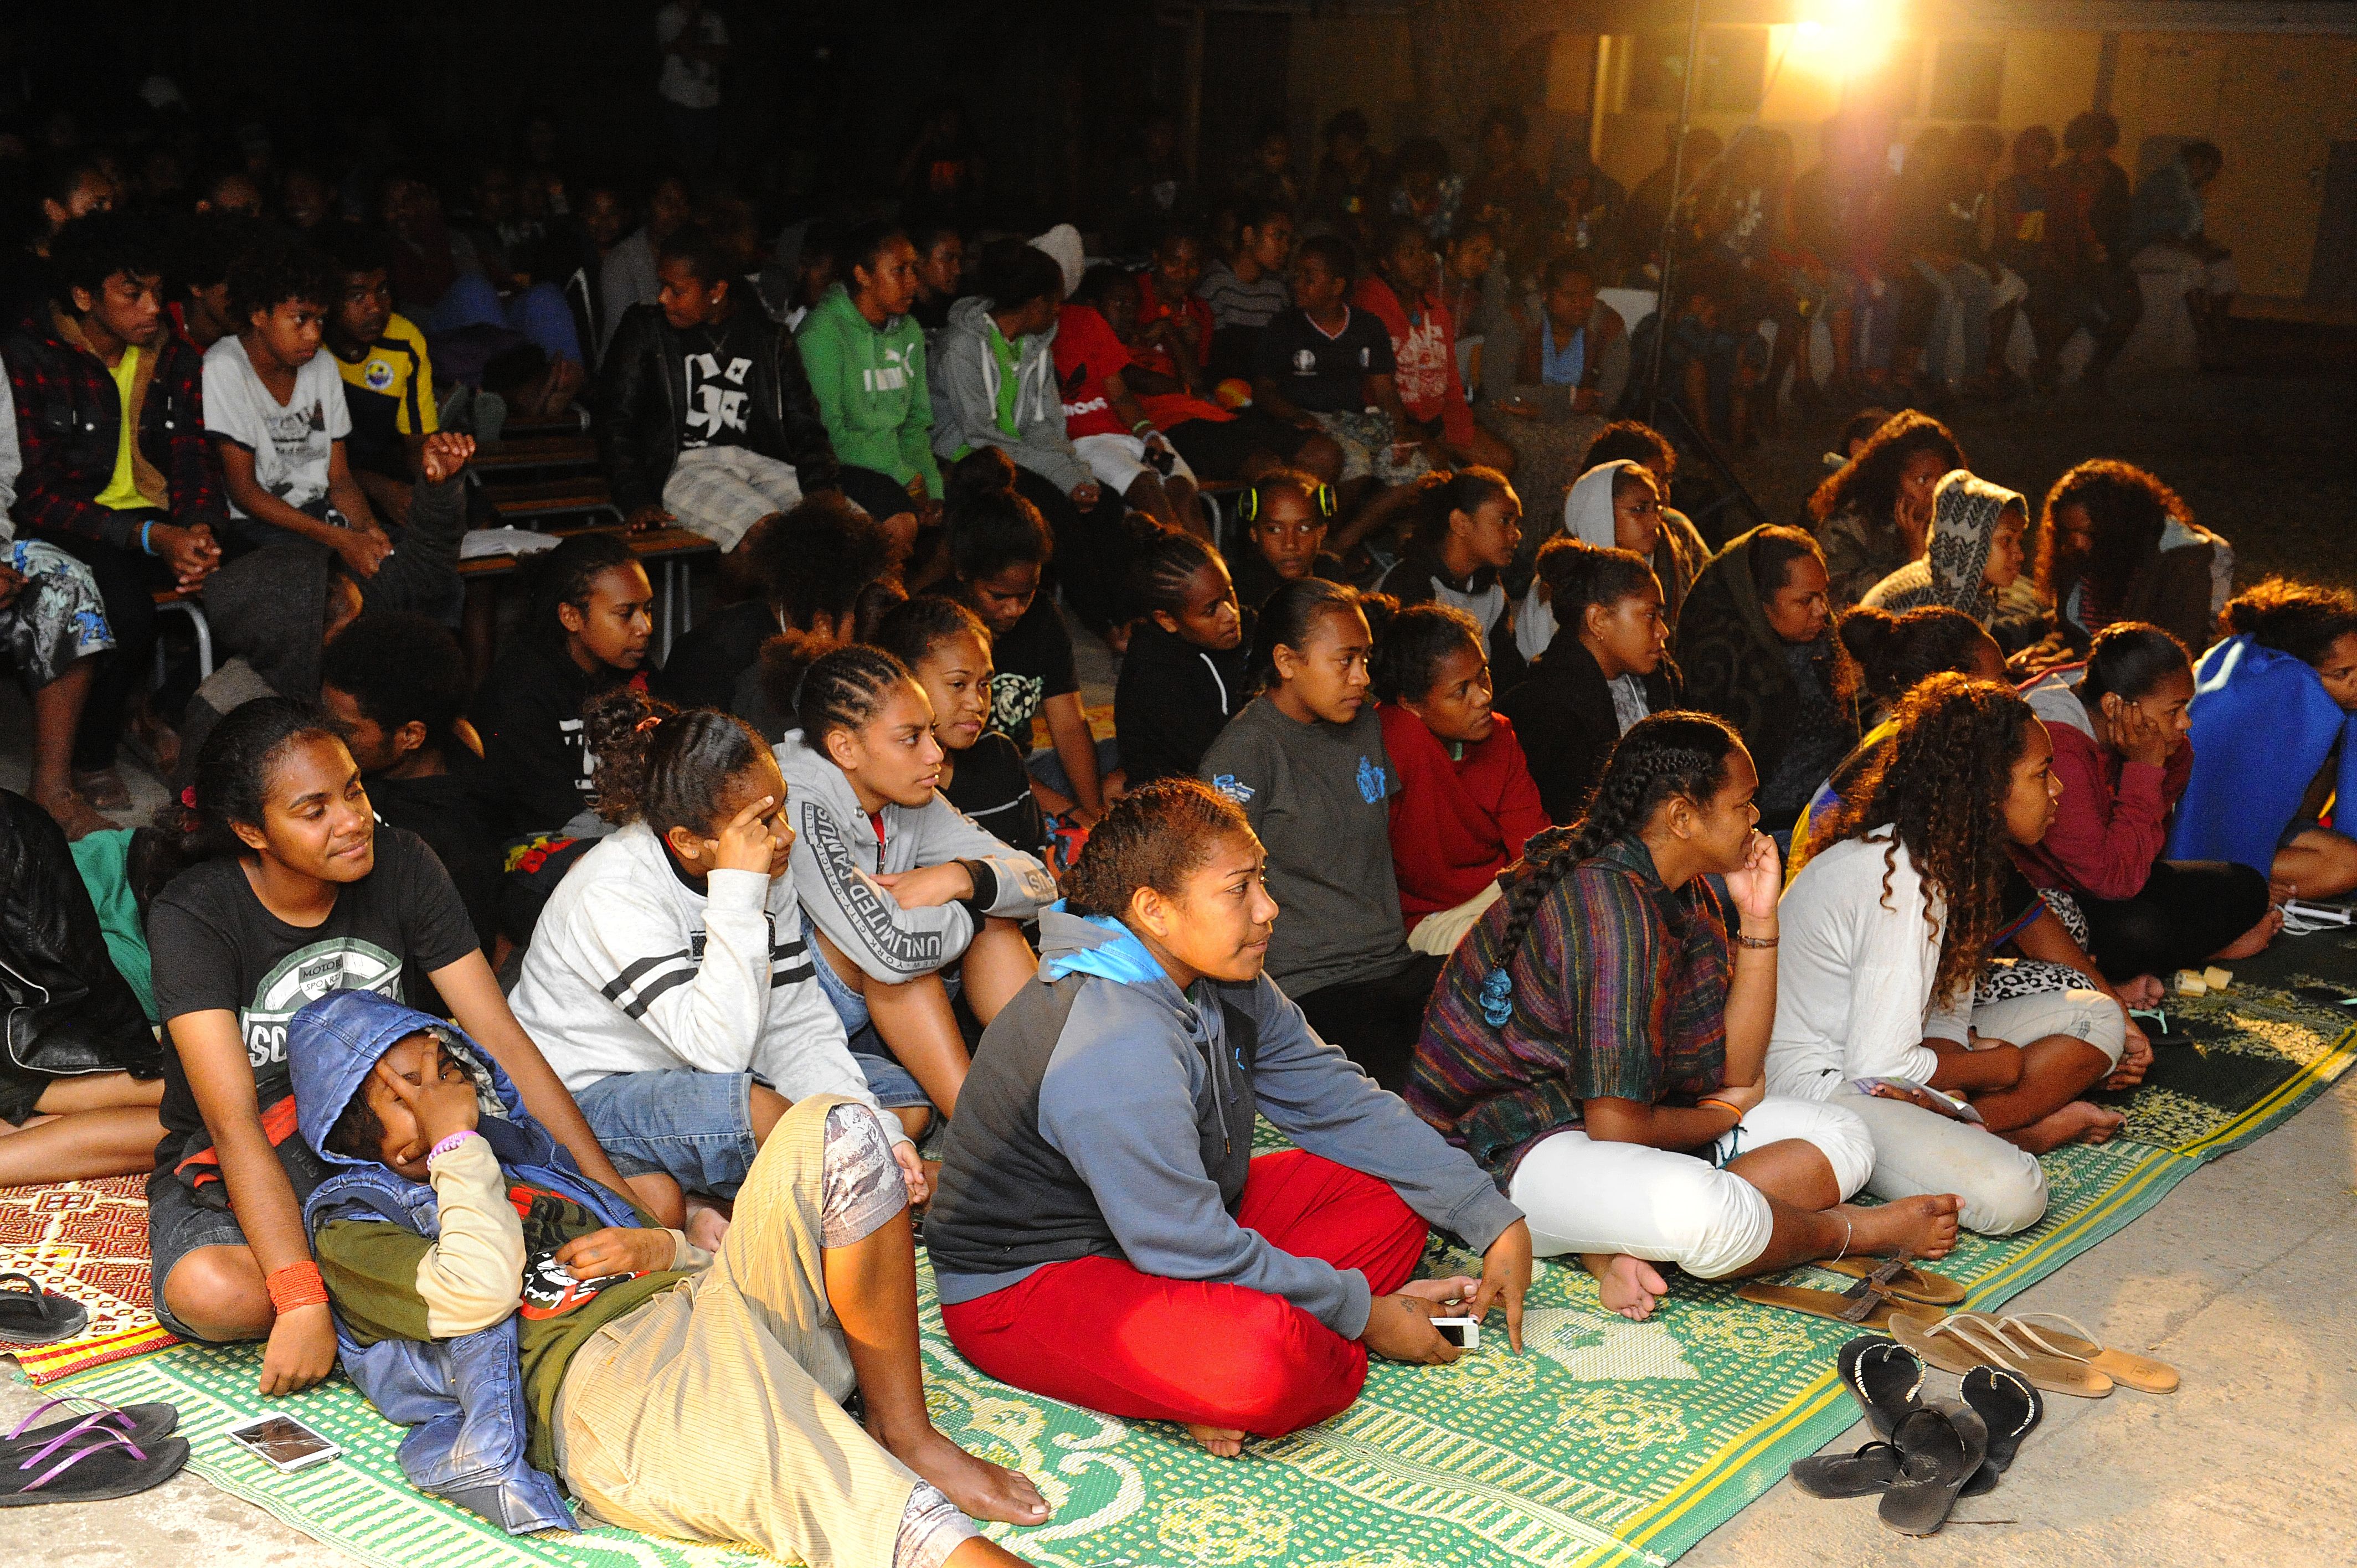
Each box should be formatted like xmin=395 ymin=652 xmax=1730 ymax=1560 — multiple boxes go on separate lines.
xmin=2 ymin=1400 xmax=179 ymax=1458
xmin=1965 ymin=1311 xmax=2180 ymax=1394
xmin=1738 ymin=1283 xmax=1942 ymax=1332
xmin=1957 ymin=1364 xmax=2044 ymax=1497
xmin=0 ymin=1429 xmax=190 ymax=1507
xmin=1877 ymin=1403 xmax=1988 ymax=1537
xmin=1816 ymin=1257 xmax=1967 ymax=1306
xmin=1890 ymin=1310 xmax=2114 ymax=1399
xmin=0 ymin=1273 xmax=88 ymax=1345
xmin=1789 ymin=1438 xmax=1903 ymax=1498
xmin=1838 ymin=1335 xmax=1925 ymax=1440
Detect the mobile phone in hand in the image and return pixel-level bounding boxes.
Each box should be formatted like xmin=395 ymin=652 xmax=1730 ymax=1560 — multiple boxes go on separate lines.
xmin=1432 ymin=1316 xmax=1481 ymax=1350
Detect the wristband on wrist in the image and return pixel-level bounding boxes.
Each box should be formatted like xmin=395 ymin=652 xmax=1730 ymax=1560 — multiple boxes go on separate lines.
xmin=140 ymin=519 xmax=156 ymax=556
xmin=1734 ymin=931 xmax=1779 ymax=949
xmin=428 ymin=1131 xmax=476 ymax=1162
xmin=266 ymin=1260 xmax=329 ymax=1315
xmin=1697 ymin=1097 xmax=1746 ymax=1122
xmin=1131 ymin=417 xmax=1156 ymax=436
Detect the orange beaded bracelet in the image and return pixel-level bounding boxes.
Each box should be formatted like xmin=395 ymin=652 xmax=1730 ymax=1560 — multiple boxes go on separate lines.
xmin=266 ymin=1260 xmax=329 ymax=1314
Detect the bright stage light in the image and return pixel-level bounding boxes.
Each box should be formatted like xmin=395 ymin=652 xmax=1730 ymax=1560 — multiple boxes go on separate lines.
xmin=1787 ymin=0 xmax=1901 ymax=77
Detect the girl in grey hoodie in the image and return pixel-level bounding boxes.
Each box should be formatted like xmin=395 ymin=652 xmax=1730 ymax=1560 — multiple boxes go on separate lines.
xmin=776 ymin=645 xmax=1057 ymax=1123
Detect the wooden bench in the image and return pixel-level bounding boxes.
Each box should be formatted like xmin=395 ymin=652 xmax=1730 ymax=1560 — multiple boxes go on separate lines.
xmin=481 ymin=473 xmax=626 ymax=528
xmin=467 ymin=433 xmax=601 ymax=477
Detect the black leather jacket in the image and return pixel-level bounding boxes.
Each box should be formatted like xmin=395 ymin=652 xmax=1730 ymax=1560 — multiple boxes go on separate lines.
xmin=0 ymin=791 xmax=161 ymax=1123
xmin=593 ymin=301 xmax=840 ymax=515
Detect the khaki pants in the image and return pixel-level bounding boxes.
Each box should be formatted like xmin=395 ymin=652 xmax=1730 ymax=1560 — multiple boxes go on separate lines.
xmin=554 ymin=1094 xmax=916 ymax=1568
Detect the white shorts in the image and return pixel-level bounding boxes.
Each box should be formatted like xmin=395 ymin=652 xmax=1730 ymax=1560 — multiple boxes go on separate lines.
xmin=1507 ymin=1096 xmax=1876 ymax=1278
xmin=1407 ymin=880 xmax=1501 ymax=956
xmin=1071 ymin=432 xmax=1196 ymax=496
xmin=662 ymin=446 xmax=805 ymax=552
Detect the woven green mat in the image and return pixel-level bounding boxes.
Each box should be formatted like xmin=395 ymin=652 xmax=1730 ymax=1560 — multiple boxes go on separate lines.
xmin=24 ymin=969 xmax=2356 ymax=1568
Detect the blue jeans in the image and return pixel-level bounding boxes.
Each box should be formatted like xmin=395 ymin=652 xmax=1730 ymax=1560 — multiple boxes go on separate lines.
xmin=573 ymin=1069 xmax=763 ymax=1197
xmin=811 ymin=951 xmax=942 ymax=1113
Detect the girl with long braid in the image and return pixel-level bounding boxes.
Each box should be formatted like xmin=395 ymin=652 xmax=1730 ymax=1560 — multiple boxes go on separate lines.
xmin=1408 ymin=713 xmax=1960 ymax=1322
xmin=1770 ymin=675 xmax=2130 ymax=1238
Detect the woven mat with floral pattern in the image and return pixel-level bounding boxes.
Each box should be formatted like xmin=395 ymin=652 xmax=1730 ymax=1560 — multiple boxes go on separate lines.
xmin=16 ymin=931 xmax=2356 ymax=1568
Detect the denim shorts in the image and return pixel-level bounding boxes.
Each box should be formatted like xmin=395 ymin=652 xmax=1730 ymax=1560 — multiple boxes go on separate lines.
xmin=146 ymin=1165 xmax=251 ymax=1342
xmin=572 ymin=1069 xmax=763 ymax=1198
xmin=811 ymin=952 xmax=939 ymax=1113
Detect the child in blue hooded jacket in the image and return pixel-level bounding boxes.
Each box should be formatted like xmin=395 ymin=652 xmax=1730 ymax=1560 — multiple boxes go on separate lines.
xmin=289 ymin=989 xmax=1046 ymax=1566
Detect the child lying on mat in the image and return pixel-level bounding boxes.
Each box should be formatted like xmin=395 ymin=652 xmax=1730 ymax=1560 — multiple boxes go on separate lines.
xmin=286 ymin=988 xmax=1044 ymax=1568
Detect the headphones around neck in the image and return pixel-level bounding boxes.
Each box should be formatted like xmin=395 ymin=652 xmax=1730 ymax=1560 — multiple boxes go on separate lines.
xmin=1239 ymin=479 xmax=1339 ymax=525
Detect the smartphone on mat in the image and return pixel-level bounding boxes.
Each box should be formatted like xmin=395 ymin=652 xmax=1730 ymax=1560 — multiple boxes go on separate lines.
xmin=225 ymin=1414 xmax=342 ymax=1474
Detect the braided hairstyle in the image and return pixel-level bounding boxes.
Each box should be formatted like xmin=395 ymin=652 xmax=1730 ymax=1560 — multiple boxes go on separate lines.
xmin=874 ymin=595 xmax=990 ymax=672
xmin=1252 ymin=577 xmax=1364 ymax=690
xmin=1817 ymin=672 xmax=2037 ymax=1005
xmin=584 ymin=687 xmax=771 ymax=834
xmin=528 ymin=533 xmax=640 ymax=644
xmin=1130 ymin=528 xmax=1225 ymax=620
xmin=1478 ymin=712 xmax=1742 ymax=1025
xmin=796 ymin=644 xmax=918 ymax=753
xmin=1063 ymin=778 xmax=1254 ymax=922
xmin=1835 ymin=605 xmax=1994 ymax=710
xmin=1370 ymin=601 xmax=1483 ymax=705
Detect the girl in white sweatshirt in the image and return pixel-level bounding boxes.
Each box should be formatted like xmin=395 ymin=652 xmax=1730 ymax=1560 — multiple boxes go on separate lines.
xmin=778 ymin=644 xmax=1057 ymax=1123
xmin=1768 ymin=674 xmax=2127 ymax=1235
xmin=510 ymin=688 xmax=930 ymax=1222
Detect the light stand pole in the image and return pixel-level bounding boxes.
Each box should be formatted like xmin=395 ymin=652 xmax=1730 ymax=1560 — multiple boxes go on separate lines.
xmin=1643 ymin=0 xmax=1706 ymax=425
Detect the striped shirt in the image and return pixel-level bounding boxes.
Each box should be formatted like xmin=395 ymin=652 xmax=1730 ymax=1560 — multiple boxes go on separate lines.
xmin=1196 ymin=259 xmax=1291 ymax=331
xmin=1406 ymin=834 xmax=1733 ymax=1185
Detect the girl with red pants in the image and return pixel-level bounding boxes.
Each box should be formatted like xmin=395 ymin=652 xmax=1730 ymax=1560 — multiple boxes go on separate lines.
xmin=924 ymin=779 xmax=1532 ymax=1456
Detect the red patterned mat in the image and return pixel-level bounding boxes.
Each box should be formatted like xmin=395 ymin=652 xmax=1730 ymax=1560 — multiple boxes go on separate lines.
xmin=0 ymin=1174 xmax=179 ymax=1384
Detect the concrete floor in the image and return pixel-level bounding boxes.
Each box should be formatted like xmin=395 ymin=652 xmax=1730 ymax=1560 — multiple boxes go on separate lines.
xmin=7 ymin=1065 xmax=2349 ymax=1567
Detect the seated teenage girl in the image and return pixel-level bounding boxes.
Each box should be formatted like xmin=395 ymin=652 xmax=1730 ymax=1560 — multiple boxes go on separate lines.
xmin=1771 ymin=675 xmax=2130 ymax=1237
xmin=1856 ymin=470 xmax=2029 ymax=625
xmin=2169 ymin=579 xmax=2357 ymax=900
xmin=1410 ymin=713 xmax=1961 ymax=1321
xmin=1497 ymin=539 xmax=1681 ymax=823
xmin=874 ymin=596 xmax=1052 ymax=863
xmin=1198 ymin=580 xmax=1439 ymax=1090
xmin=143 ymin=697 xmax=631 ymax=1391
xmin=780 ymin=646 xmax=1058 ymax=1121
xmin=1375 ymin=467 xmax=1525 ymax=684
xmin=510 ymin=689 xmax=933 ymax=1228
xmin=1115 ymin=530 xmax=1252 ymax=787
xmin=475 ymin=535 xmax=656 ymax=940
xmin=944 ymin=452 xmax=1110 ymax=825
xmin=1371 ymin=602 xmax=1547 ymax=956
xmin=927 ymin=780 xmax=1533 ymax=1456
xmin=1512 ymin=457 xmax=1664 ymax=660
xmin=2018 ymin=623 xmax=2275 ymax=999
xmin=1227 ymin=469 xmax=1346 ymax=612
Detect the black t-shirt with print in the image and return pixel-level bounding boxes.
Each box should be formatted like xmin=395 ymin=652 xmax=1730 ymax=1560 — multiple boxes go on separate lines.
xmin=1253 ymin=306 xmax=1397 ymax=414
xmin=675 ymin=310 xmax=774 ymax=452
xmin=147 ymin=828 xmax=481 ymax=1161
xmin=942 ymin=730 xmax=1051 ymax=859
xmin=984 ymin=595 xmax=1079 ymax=755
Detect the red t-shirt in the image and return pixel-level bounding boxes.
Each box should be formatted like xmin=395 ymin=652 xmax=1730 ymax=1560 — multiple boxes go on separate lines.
xmin=1351 ymin=274 xmax=1473 ymax=443
xmin=1132 ymin=275 xmax=1216 ymax=380
xmin=1053 ymin=304 xmax=1133 ymax=440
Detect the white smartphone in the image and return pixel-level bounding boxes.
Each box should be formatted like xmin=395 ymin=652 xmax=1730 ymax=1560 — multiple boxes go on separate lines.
xmin=1432 ymin=1316 xmax=1481 ymax=1350
xmin=225 ymin=1414 xmax=342 ymax=1474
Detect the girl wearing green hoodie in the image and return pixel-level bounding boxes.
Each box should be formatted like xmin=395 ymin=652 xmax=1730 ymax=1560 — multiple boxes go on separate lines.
xmin=796 ymin=223 xmax=944 ymax=527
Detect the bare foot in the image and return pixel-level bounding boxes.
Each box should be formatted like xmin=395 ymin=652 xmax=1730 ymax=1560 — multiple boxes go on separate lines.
xmin=1844 ymin=1194 xmax=1963 ymax=1261
xmin=873 ymin=1423 xmax=1051 ymax=1525
xmin=2211 ymin=908 xmax=2282 ymax=962
xmin=1398 ymin=1275 xmax=1478 ymax=1307
xmin=1185 ymin=1424 xmax=1247 ymax=1458
xmin=2003 ymin=1100 xmax=2124 ymax=1155
xmin=1583 ymin=1253 xmax=1668 ymax=1321
xmin=29 ymin=786 xmax=116 ymax=842
xmin=2118 ymin=974 xmax=2166 ymax=1008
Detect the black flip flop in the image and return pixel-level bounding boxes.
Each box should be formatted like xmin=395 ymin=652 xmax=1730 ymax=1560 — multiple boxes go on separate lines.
xmin=0 ymin=1428 xmax=189 ymax=1506
xmin=1838 ymin=1335 xmax=1925 ymax=1440
xmin=1789 ymin=1438 xmax=1903 ymax=1498
xmin=2 ymin=1400 xmax=179 ymax=1460
xmin=0 ymin=1273 xmax=87 ymax=1345
xmin=1958 ymin=1364 xmax=2044 ymax=1497
xmin=1878 ymin=1403 xmax=1988 ymax=1537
